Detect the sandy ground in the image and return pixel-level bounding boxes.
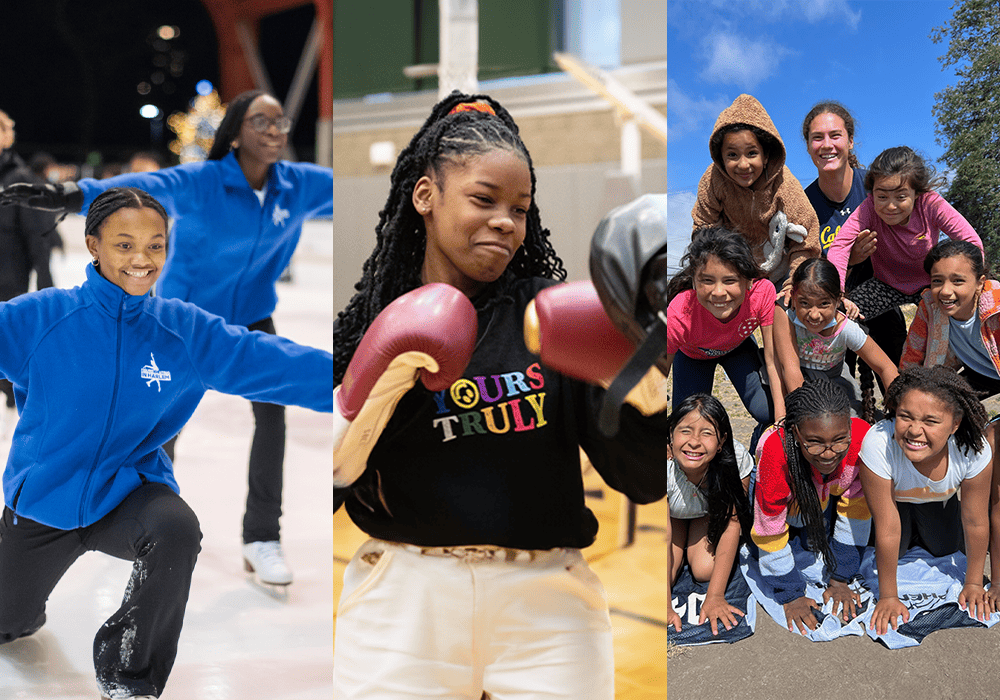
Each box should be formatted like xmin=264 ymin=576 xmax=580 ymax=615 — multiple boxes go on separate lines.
xmin=0 ymin=216 xmax=335 ymax=700
xmin=667 ymin=357 xmax=1000 ymax=700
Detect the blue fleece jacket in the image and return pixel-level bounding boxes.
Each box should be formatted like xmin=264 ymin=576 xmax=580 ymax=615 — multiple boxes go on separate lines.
xmin=0 ymin=264 xmax=333 ymax=530
xmin=76 ymin=152 xmax=333 ymax=326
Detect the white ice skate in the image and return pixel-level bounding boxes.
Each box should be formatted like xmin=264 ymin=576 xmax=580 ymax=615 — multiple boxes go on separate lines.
xmin=242 ymin=540 xmax=293 ymax=588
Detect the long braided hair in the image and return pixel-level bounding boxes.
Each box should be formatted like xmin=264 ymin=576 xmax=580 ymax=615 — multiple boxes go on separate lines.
xmin=883 ymin=366 xmax=988 ymax=455
xmin=781 ymin=379 xmax=852 ymax=568
xmin=667 ymin=393 xmax=751 ymax=548
xmin=333 ymin=91 xmax=565 ymax=383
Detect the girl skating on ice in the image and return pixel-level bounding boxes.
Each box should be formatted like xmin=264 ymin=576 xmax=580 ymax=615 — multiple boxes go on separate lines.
xmin=5 ymin=90 xmax=333 ymax=585
xmin=0 ymin=188 xmax=332 ymax=699
xmin=332 ymin=91 xmax=672 ymax=699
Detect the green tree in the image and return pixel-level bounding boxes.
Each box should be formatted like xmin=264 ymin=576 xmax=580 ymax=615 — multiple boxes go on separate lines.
xmin=931 ymin=0 xmax=1000 ymax=272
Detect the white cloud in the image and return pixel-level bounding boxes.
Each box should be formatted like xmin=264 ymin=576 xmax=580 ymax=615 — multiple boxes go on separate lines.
xmin=700 ymin=32 xmax=791 ymax=89
xmin=741 ymin=0 xmax=862 ymax=29
xmin=667 ymin=80 xmax=730 ymax=141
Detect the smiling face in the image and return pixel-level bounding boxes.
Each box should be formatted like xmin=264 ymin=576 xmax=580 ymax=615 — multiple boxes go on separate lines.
xmin=414 ymin=148 xmax=531 ymax=297
xmin=929 ymin=254 xmax=985 ymax=322
xmin=893 ymin=388 xmax=960 ymax=470
xmin=86 ymin=206 xmax=167 ymax=296
xmin=234 ymin=94 xmax=287 ymax=171
xmin=794 ymin=414 xmax=852 ymax=475
xmin=671 ymin=409 xmax=723 ymax=478
xmin=721 ymin=129 xmax=767 ymax=189
xmin=694 ymin=254 xmax=749 ymax=322
xmin=792 ymin=283 xmax=839 ymax=334
xmin=872 ymin=174 xmax=916 ymax=227
xmin=807 ymin=112 xmax=853 ymax=174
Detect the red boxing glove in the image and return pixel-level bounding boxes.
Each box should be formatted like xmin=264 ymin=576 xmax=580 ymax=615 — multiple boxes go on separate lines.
xmin=525 ymin=280 xmax=668 ymax=415
xmin=333 ymin=283 xmax=477 ymax=486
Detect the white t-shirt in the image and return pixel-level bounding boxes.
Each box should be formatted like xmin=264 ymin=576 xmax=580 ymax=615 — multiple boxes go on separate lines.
xmin=859 ymin=419 xmax=991 ymax=503
xmin=666 ymin=440 xmax=754 ymax=519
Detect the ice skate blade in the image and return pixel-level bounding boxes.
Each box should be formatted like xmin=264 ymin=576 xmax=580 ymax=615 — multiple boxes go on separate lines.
xmin=245 ymin=572 xmax=291 ymax=601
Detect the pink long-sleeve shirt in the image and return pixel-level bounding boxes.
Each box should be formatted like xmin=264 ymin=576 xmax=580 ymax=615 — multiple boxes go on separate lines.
xmin=827 ymin=191 xmax=982 ymax=295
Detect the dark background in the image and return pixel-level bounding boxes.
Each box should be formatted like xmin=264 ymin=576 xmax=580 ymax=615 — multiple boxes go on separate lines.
xmin=0 ymin=0 xmax=320 ymax=168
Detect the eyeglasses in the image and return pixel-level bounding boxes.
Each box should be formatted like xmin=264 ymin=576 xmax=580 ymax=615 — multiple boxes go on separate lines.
xmin=243 ymin=114 xmax=292 ymax=134
xmin=799 ymin=437 xmax=852 ymax=456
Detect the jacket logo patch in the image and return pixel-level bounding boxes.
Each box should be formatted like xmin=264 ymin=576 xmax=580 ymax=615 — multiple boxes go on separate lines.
xmin=272 ymin=204 xmax=290 ymax=226
xmin=141 ymin=353 xmax=172 ymax=392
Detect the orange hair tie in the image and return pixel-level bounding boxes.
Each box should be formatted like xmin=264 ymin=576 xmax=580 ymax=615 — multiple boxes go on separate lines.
xmin=448 ymin=102 xmax=496 ymax=116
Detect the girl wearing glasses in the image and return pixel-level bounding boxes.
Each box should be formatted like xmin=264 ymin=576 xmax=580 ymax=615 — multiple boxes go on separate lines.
xmin=751 ymin=379 xmax=872 ymax=634
xmin=4 ymin=90 xmax=333 ymax=587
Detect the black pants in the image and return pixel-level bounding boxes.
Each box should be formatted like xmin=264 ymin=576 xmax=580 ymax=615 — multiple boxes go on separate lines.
xmin=897 ymin=496 xmax=964 ymax=558
xmin=0 ymin=483 xmax=202 ymax=697
xmin=163 ymin=316 xmax=286 ymax=543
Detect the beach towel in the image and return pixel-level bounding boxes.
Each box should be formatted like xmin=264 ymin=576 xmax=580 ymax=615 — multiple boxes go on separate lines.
xmin=667 ymin=561 xmax=756 ymax=646
xmin=742 ymin=540 xmax=873 ymax=641
xmin=855 ymin=546 xmax=1000 ymax=648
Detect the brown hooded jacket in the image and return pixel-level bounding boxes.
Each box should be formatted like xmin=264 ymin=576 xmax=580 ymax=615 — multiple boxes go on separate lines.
xmin=691 ymin=94 xmax=820 ymax=283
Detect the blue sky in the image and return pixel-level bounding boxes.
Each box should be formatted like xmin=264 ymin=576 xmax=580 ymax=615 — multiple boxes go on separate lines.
xmin=664 ymin=0 xmax=961 ymax=268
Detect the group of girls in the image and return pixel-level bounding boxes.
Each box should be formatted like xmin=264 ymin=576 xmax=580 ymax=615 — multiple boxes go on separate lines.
xmin=326 ymin=82 xmax=1000 ymax=698
xmin=664 ymin=93 xmax=1000 ymax=642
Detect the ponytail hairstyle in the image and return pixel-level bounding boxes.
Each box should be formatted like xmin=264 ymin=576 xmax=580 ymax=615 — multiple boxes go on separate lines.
xmin=883 ymin=366 xmax=988 ymax=455
xmin=665 ymin=226 xmax=763 ymax=304
xmin=85 ymin=187 xmax=168 ymax=240
xmin=333 ymin=90 xmax=565 ymax=383
xmin=781 ymin=380 xmax=852 ymax=567
xmin=207 ymin=89 xmax=268 ymax=161
xmin=667 ymin=393 xmax=751 ymax=548
xmin=864 ymin=146 xmax=945 ymax=195
xmin=801 ymin=101 xmax=860 ymax=169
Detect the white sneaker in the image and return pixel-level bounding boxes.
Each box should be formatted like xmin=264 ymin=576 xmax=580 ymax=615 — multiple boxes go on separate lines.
xmin=242 ymin=541 xmax=293 ymax=586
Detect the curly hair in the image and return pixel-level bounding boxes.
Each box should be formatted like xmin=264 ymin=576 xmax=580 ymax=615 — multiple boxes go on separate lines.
xmin=667 ymin=393 xmax=751 ymax=548
xmin=333 ymin=91 xmax=565 ymax=383
xmin=665 ymin=226 xmax=763 ymax=304
xmin=883 ymin=366 xmax=988 ymax=455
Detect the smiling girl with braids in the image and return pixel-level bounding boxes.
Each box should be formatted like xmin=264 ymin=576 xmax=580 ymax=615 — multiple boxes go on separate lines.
xmin=332 ymin=91 xmax=672 ymax=698
xmin=751 ymin=379 xmax=872 ymax=634
xmin=859 ymin=366 xmax=994 ymax=634
xmin=0 ymin=188 xmax=333 ymax=699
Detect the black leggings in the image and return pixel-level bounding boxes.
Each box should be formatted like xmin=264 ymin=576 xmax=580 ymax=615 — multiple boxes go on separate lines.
xmin=163 ymin=316 xmax=286 ymax=543
xmin=847 ymin=277 xmax=923 ymax=322
xmin=897 ymin=496 xmax=964 ymax=558
xmin=0 ymin=483 xmax=202 ymax=698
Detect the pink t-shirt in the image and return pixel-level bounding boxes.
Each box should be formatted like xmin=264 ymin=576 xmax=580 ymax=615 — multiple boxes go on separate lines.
xmin=666 ymin=278 xmax=776 ymax=359
xmin=827 ymin=191 xmax=982 ymax=295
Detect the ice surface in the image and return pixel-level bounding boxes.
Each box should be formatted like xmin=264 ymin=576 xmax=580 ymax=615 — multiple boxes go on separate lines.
xmin=0 ymin=216 xmax=333 ymax=699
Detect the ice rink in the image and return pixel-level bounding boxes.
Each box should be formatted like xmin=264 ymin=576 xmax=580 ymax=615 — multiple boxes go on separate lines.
xmin=0 ymin=215 xmax=334 ymax=700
